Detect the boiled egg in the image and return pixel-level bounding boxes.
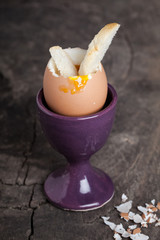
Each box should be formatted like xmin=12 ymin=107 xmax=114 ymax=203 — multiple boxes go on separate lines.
xmin=43 ymin=58 xmax=108 ymax=117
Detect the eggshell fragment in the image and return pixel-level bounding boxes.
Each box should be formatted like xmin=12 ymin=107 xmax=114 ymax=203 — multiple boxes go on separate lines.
xmin=128 ymin=225 xmax=137 ymax=230
xmin=127 ymin=228 xmax=132 ymax=234
xmin=120 ymin=212 xmax=129 ymax=221
xmin=156 ymin=202 xmax=160 ymax=210
xmin=101 ymin=216 xmax=116 ymax=230
xmin=155 ymin=219 xmax=160 ymax=227
xmin=151 ymin=207 xmax=158 ymax=212
xmin=133 ymin=228 xmax=141 ymax=234
xmin=151 ymin=199 xmax=156 ymax=206
xmin=115 ymin=224 xmax=125 ymax=234
xmin=122 ymin=231 xmax=131 ymax=238
xmin=115 ymin=201 xmax=133 ymax=213
xmin=141 ymin=222 xmax=148 ymax=228
xmin=133 ymin=214 xmax=143 ymax=223
xmin=137 ymin=206 xmax=148 ymax=215
xmin=122 ymin=194 xmax=128 ymax=202
xmin=102 ymin=196 xmax=160 ymax=240
xmin=130 ymin=233 xmax=149 ymax=240
xmin=128 ymin=212 xmax=136 ymax=220
xmin=114 ymin=233 xmax=122 ymax=240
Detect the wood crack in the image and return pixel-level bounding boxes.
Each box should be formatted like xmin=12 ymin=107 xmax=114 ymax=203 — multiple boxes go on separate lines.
xmin=28 ymin=208 xmax=35 ymax=240
xmin=16 ymin=118 xmax=37 ymax=185
xmin=29 ymin=185 xmax=35 ymax=208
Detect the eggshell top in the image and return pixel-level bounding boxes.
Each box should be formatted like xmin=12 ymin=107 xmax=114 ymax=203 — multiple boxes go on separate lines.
xmin=43 ymin=63 xmax=108 ymax=117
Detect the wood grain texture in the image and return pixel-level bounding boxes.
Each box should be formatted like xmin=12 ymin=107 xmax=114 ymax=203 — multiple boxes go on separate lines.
xmin=0 ymin=0 xmax=160 ymax=239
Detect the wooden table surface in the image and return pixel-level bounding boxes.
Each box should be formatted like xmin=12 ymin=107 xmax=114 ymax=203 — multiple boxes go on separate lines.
xmin=0 ymin=0 xmax=160 ymax=239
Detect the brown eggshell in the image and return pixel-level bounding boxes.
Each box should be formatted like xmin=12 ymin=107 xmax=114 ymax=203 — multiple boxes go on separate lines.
xmin=43 ymin=64 xmax=108 ymax=117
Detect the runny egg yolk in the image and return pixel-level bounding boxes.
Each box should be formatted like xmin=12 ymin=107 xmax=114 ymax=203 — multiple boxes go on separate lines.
xmin=59 ymin=74 xmax=92 ymax=94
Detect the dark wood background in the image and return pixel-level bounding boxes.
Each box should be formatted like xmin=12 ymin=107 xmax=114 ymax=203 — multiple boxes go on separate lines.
xmin=0 ymin=0 xmax=160 ymax=239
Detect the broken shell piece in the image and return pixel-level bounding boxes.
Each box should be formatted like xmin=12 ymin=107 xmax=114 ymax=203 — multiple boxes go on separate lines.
xmin=137 ymin=206 xmax=148 ymax=215
xmin=122 ymin=230 xmax=131 ymax=238
xmin=133 ymin=214 xmax=143 ymax=223
xmin=143 ymin=212 xmax=157 ymax=223
xmin=149 ymin=218 xmax=156 ymax=223
xmin=156 ymin=202 xmax=160 ymax=210
xmin=101 ymin=216 xmax=116 ymax=230
xmin=114 ymin=232 xmax=122 ymax=240
xmin=146 ymin=203 xmax=154 ymax=209
xmin=102 ymin=216 xmax=110 ymax=221
xmin=145 ymin=203 xmax=159 ymax=214
xmin=151 ymin=199 xmax=156 ymax=206
xmin=128 ymin=225 xmax=137 ymax=230
xmin=101 ymin=196 xmax=159 ymax=239
xmin=146 ymin=214 xmax=152 ymax=223
xmin=141 ymin=221 xmax=148 ymax=228
xmin=128 ymin=212 xmax=136 ymax=220
xmin=115 ymin=223 xmax=125 ymax=234
xmin=155 ymin=219 xmax=160 ymax=227
xmin=148 ymin=214 xmax=157 ymax=223
xmin=150 ymin=207 xmax=158 ymax=212
xmin=148 ymin=209 xmax=153 ymax=213
xmin=115 ymin=201 xmax=133 ymax=213
xmin=133 ymin=228 xmax=141 ymax=234
xmin=142 ymin=213 xmax=147 ymax=221
xmin=122 ymin=194 xmax=128 ymax=202
xmin=127 ymin=228 xmax=132 ymax=234
xmin=130 ymin=233 xmax=149 ymax=240
xmin=120 ymin=212 xmax=129 ymax=221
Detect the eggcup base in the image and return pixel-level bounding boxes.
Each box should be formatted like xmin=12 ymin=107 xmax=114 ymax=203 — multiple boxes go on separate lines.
xmin=44 ymin=165 xmax=114 ymax=211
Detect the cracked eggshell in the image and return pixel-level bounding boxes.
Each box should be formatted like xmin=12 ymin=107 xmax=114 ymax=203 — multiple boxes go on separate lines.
xmin=133 ymin=214 xmax=143 ymax=223
xmin=130 ymin=233 xmax=149 ymax=240
xmin=43 ymin=63 xmax=108 ymax=117
xmin=114 ymin=233 xmax=122 ymax=240
xmin=115 ymin=200 xmax=133 ymax=213
xmin=101 ymin=216 xmax=116 ymax=230
xmin=122 ymin=193 xmax=128 ymax=202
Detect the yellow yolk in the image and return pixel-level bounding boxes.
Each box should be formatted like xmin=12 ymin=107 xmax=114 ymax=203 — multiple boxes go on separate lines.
xmin=59 ymin=75 xmax=91 ymax=94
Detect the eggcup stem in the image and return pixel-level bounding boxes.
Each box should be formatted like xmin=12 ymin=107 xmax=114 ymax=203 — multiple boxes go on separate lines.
xmin=44 ymin=160 xmax=114 ymax=211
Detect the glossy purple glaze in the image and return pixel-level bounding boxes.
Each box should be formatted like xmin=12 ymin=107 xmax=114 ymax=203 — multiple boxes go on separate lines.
xmin=36 ymin=84 xmax=117 ymax=211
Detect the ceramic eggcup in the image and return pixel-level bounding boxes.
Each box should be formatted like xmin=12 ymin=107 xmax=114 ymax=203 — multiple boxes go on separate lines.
xmin=36 ymin=84 xmax=117 ymax=211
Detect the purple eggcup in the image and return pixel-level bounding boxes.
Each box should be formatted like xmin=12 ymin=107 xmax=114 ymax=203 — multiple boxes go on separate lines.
xmin=36 ymin=84 xmax=117 ymax=211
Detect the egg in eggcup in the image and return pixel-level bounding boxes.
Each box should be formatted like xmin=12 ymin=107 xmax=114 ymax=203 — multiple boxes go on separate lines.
xmin=43 ymin=23 xmax=120 ymax=117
